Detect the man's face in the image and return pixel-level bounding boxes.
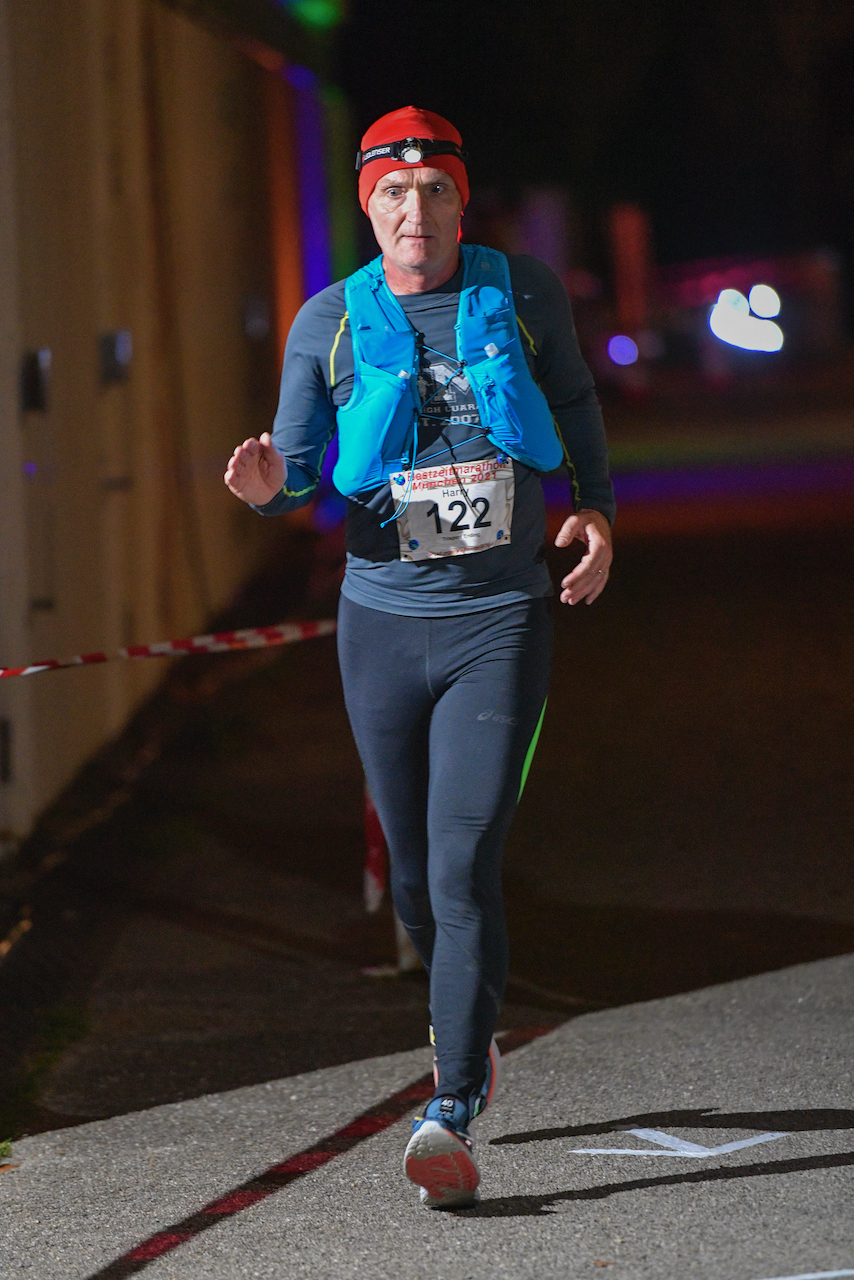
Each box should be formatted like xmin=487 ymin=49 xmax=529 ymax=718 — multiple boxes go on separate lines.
xmin=367 ymin=167 xmax=462 ymax=274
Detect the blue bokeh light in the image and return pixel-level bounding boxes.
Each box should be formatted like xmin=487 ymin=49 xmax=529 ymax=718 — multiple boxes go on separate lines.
xmin=607 ymin=335 xmax=639 ymax=366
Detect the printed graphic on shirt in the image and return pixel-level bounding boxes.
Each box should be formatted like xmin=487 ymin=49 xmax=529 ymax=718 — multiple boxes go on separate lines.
xmin=416 ymin=355 xmax=482 ymax=441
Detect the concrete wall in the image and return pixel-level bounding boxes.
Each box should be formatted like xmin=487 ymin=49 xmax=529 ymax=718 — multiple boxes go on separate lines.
xmin=0 ymin=0 xmax=289 ymax=837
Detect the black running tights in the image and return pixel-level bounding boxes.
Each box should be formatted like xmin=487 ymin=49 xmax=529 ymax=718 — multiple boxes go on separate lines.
xmin=337 ymin=593 xmax=553 ymax=1114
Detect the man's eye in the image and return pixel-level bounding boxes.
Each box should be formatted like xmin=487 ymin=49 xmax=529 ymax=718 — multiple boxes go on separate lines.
xmin=383 ymin=187 xmax=403 ymax=197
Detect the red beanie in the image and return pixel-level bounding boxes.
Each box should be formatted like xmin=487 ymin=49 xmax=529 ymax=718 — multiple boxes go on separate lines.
xmin=357 ymin=106 xmax=469 ymax=214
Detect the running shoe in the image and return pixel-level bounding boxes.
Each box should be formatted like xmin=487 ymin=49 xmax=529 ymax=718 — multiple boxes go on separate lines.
xmin=429 ymin=1026 xmax=502 ymax=1120
xmin=404 ymin=1096 xmax=480 ymax=1209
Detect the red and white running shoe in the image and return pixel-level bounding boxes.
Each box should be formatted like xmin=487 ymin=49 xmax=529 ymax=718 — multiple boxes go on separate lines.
xmin=404 ymin=1096 xmax=480 ymax=1209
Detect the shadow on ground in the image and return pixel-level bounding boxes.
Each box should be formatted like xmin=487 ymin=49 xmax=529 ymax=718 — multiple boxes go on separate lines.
xmin=458 ymin=1151 xmax=854 ymax=1217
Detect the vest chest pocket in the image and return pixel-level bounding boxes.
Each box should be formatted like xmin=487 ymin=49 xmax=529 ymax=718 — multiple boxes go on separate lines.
xmin=460 ymin=300 xmax=516 ymax=356
xmin=335 ymin=364 xmax=415 ymax=492
xmin=466 ymin=347 xmax=562 ymax=471
xmin=467 ymin=352 xmax=525 ymax=448
xmin=356 ymin=328 xmax=414 ymax=374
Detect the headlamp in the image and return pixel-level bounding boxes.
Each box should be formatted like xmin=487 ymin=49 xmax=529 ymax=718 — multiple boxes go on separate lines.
xmin=355 ymin=137 xmax=467 ymax=172
xmin=400 ymin=138 xmax=424 ymax=164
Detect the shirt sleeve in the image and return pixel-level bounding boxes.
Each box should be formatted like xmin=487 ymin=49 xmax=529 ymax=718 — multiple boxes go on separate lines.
xmin=251 ymin=292 xmax=341 ymax=517
xmin=513 ymin=256 xmax=616 ymax=525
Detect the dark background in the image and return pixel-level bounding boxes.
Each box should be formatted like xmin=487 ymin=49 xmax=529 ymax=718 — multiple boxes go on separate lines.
xmin=1 ymin=0 xmax=850 ymax=1143
xmin=341 ymin=0 xmax=853 ymax=283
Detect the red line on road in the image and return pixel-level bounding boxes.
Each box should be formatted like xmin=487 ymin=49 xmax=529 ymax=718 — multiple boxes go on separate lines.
xmin=87 ymin=1026 xmax=554 ymax=1278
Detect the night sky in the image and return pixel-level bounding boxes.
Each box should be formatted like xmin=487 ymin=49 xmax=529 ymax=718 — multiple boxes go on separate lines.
xmin=340 ymin=0 xmax=853 ymax=270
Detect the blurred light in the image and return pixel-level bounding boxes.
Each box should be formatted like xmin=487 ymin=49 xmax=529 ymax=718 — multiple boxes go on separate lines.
xmin=313 ymin=493 xmax=347 ymax=532
xmin=22 ymin=461 xmax=37 ymax=476
xmin=284 ymin=64 xmax=318 ymax=91
xmin=709 ymin=291 xmax=783 ymax=352
xmin=99 ymin=329 xmax=133 ymax=384
xmin=607 ymin=335 xmax=639 ymax=365
xmin=115 ymin=330 xmax=133 ymax=365
xmin=748 ymin=283 xmax=781 ymax=318
xmin=278 ymin=0 xmax=342 ymax=29
xmin=284 ymin=65 xmax=332 ymax=300
xmin=718 ymin=288 xmax=749 ymax=313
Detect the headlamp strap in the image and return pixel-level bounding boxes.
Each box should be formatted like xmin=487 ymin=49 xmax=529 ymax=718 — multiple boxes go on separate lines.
xmin=355 ymin=137 xmax=466 ymax=172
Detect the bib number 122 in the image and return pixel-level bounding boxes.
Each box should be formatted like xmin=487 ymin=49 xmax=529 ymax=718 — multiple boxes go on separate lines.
xmin=425 ymin=497 xmax=492 ymax=534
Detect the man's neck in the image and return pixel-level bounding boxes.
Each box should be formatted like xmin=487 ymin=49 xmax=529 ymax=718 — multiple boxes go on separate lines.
xmin=382 ymin=252 xmax=461 ymax=295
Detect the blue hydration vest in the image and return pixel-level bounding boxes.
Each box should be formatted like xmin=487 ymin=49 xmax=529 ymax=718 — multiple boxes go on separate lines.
xmin=332 ymin=244 xmax=564 ymax=497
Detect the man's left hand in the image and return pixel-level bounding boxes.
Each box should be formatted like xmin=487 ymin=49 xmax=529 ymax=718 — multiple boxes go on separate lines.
xmin=554 ymin=508 xmax=613 ymax=605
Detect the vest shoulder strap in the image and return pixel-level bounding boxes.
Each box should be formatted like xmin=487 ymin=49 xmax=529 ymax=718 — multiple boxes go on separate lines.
xmin=457 ymin=245 xmax=524 ymax=366
xmin=344 ymin=256 xmax=415 ymax=368
xmin=460 ymin=243 xmax=513 ymax=296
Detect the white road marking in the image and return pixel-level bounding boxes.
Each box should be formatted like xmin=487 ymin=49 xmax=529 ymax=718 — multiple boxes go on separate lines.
xmin=572 ymin=1127 xmax=790 ymax=1157
xmin=628 ymin=1127 xmax=717 ymax=1155
xmin=752 ymin=1271 xmax=854 ymax=1280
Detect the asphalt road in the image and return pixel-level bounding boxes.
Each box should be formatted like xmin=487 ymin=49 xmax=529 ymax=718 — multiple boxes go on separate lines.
xmin=0 ymin=509 xmax=851 ymax=1277
xmin=1 ymin=954 xmax=851 ymax=1279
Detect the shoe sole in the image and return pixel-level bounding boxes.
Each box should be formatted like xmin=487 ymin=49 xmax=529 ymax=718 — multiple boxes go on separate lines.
xmin=404 ymin=1120 xmax=480 ymax=1208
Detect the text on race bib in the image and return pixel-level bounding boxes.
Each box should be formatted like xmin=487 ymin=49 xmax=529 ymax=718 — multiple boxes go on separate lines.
xmin=390 ymin=458 xmax=515 ymax=563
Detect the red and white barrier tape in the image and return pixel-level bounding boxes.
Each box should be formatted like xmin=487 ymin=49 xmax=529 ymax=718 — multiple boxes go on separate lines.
xmin=0 ymin=619 xmax=337 ymax=679
xmin=363 ymin=786 xmax=388 ymax=914
xmin=2 ymin=615 xmax=410 ymax=968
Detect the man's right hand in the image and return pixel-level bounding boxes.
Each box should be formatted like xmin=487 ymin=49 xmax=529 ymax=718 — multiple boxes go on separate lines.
xmin=224 ymin=432 xmax=287 ymax=506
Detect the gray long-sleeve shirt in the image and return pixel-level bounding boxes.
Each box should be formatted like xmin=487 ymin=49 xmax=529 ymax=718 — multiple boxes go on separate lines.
xmin=256 ymin=252 xmax=614 ymax=617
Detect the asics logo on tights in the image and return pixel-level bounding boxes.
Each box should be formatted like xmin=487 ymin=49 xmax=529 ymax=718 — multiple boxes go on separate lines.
xmin=477 ymin=709 xmax=517 ymax=725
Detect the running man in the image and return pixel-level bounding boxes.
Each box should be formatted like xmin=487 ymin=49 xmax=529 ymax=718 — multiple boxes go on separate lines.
xmin=225 ymin=106 xmax=614 ymax=1208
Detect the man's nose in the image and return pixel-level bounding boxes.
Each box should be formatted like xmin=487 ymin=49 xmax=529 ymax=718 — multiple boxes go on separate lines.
xmin=401 ymin=186 xmax=425 ymax=219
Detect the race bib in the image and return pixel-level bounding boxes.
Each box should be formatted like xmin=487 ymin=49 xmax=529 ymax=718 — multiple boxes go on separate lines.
xmin=390 ymin=457 xmax=515 ymax=562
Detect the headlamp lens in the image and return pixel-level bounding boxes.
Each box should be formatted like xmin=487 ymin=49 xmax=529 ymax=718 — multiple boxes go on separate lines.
xmin=400 ymin=139 xmax=423 ymax=164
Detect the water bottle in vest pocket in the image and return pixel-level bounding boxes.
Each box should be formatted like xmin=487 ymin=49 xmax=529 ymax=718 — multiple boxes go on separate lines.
xmin=467 ymin=350 xmax=525 ymax=449
xmin=467 ymin=343 xmax=562 ymax=471
xmin=456 ymin=268 xmax=563 ymax=473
